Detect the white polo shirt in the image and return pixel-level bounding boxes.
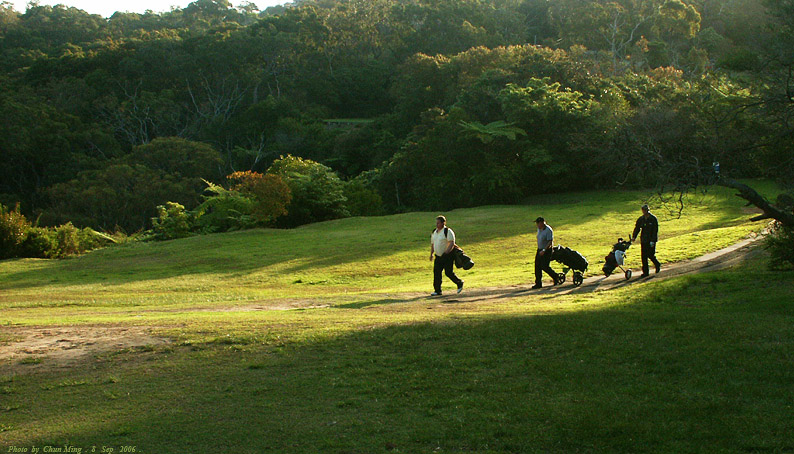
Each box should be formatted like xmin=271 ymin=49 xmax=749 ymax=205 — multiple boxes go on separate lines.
xmin=431 ymin=227 xmax=455 ymax=256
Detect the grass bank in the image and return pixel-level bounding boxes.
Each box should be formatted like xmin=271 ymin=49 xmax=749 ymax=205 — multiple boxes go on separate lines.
xmin=0 ymin=183 xmax=773 ymax=322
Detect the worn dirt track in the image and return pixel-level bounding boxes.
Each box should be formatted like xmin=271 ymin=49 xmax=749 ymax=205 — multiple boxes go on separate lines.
xmin=436 ymin=235 xmax=763 ymax=303
xmin=0 ymin=235 xmax=763 ymax=371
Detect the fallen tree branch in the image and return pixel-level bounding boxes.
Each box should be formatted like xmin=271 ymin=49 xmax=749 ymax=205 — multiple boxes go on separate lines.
xmin=717 ymin=178 xmax=794 ymax=227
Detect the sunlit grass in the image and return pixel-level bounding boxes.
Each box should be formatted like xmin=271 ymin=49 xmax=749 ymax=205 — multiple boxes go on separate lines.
xmin=0 ymin=183 xmax=770 ymax=324
xmin=0 ymin=183 xmax=791 ymax=452
xmin=1 ymin=255 xmax=792 ymax=452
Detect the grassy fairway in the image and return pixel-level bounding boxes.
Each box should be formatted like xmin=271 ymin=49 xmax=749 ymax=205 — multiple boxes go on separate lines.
xmin=0 ymin=183 xmax=773 ymax=321
xmin=1 ymin=258 xmax=792 ymax=452
xmin=1 ymin=183 xmax=792 ymax=453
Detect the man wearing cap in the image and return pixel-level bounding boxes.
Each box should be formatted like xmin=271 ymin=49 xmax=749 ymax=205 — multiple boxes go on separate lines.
xmin=430 ymin=215 xmax=464 ymax=296
xmin=532 ymin=216 xmax=558 ymax=289
xmin=631 ymin=204 xmax=661 ymax=277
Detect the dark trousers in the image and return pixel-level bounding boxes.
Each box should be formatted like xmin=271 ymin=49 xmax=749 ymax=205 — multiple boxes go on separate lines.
xmin=434 ymin=253 xmax=462 ymax=293
xmin=535 ymin=249 xmax=556 ymax=285
xmin=640 ymin=242 xmax=660 ymax=275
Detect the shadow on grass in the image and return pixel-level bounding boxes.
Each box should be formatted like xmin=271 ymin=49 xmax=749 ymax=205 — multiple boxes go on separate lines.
xmin=6 ymin=266 xmax=794 ymax=453
xmin=0 ymin=204 xmax=599 ymax=290
xmin=334 ymin=295 xmax=427 ymax=309
xmin=0 ymin=189 xmax=750 ymax=293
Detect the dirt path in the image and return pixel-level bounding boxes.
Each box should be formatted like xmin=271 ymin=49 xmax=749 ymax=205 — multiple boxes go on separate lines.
xmin=0 ymin=325 xmax=169 ymax=372
xmin=422 ymin=235 xmax=763 ymax=304
xmin=0 ymin=236 xmax=763 ymax=371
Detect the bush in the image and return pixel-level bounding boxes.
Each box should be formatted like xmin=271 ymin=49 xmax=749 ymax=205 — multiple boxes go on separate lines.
xmin=765 ymin=222 xmax=794 ymax=270
xmin=1 ymin=203 xmax=111 ymax=259
xmin=78 ymin=228 xmax=113 ymax=251
xmin=227 ymin=171 xmax=292 ymax=225
xmin=343 ymin=179 xmax=384 ymax=217
xmin=20 ymin=227 xmax=57 ymax=258
xmin=151 ymin=202 xmax=195 ymax=241
xmin=267 ymin=155 xmax=349 ymax=227
xmin=54 ymin=222 xmax=82 ymax=258
xmin=0 ymin=203 xmax=31 ymax=259
xmin=194 ymin=182 xmax=258 ymax=233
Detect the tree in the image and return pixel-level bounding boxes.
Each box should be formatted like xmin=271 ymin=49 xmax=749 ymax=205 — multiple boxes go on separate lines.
xmin=654 ymin=0 xmax=702 ymax=66
xmin=758 ymin=0 xmax=794 ymax=182
xmin=44 ymin=163 xmax=200 ymax=231
xmin=125 ymin=137 xmax=224 ymax=180
xmin=266 ymin=155 xmax=349 ymax=227
xmin=227 ymin=170 xmax=292 ymax=224
xmin=0 ymin=1 xmax=20 ymax=39
xmin=0 ymin=91 xmax=116 ymax=212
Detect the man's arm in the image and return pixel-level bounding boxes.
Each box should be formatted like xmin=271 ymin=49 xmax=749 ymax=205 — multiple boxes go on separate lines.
xmin=539 ymin=230 xmax=553 ymax=255
xmin=651 ymin=216 xmax=659 ymax=243
xmin=444 ymin=239 xmax=455 ymax=255
xmin=631 ymin=217 xmax=642 ymax=241
xmin=539 ymin=237 xmax=553 ymax=255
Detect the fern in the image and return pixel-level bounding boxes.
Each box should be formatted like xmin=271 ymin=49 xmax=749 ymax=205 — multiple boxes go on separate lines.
xmin=458 ymin=120 xmax=528 ymax=144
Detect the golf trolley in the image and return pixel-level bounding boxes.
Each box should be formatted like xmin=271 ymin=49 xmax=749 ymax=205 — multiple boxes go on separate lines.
xmin=602 ymin=237 xmax=633 ymax=280
xmin=550 ymin=245 xmax=588 ymax=287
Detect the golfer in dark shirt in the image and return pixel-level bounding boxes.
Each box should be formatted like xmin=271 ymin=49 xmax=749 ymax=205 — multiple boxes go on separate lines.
xmin=631 ymin=204 xmax=661 ymax=277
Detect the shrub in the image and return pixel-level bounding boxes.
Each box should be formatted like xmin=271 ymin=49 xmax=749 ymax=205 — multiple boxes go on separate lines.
xmin=0 ymin=204 xmax=111 ymax=259
xmin=54 ymin=223 xmax=82 ymax=258
xmin=227 ymin=171 xmax=292 ymax=225
xmin=151 ymin=202 xmax=195 ymax=241
xmin=267 ymin=155 xmax=349 ymax=227
xmin=0 ymin=203 xmax=31 ymax=259
xmin=194 ymin=182 xmax=258 ymax=233
xmin=343 ymin=179 xmax=384 ymax=217
xmin=765 ymin=222 xmax=794 ymax=270
xmin=78 ymin=228 xmax=113 ymax=251
xmin=20 ymin=227 xmax=57 ymax=258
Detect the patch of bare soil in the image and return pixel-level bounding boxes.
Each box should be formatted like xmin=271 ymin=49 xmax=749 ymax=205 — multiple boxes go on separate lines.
xmin=0 ymin=325 xmax=169 ymax=372
xmin=183 ymin=299 xmax=331 ymax=312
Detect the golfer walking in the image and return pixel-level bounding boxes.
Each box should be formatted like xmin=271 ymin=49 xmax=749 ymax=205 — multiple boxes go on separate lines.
xmin=532 ymin=216 xmax=558 ymax=289
xmin=631 ymin=204 xmax=661 ymax=277
xmin=430 ymin=215 xmax=464 ymax=296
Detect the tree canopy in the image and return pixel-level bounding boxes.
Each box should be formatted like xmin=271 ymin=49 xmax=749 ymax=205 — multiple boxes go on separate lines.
xmin=0 ymin=0 xmax=790 ymax=231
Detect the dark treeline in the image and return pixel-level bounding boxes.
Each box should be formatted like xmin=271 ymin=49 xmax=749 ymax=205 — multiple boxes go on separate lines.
xmin=0 ymin=0 xmax=792 ymax=233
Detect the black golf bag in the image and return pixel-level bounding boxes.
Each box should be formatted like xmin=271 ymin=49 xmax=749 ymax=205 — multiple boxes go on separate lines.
xmin=453 ymin=246 xmax=474 ymax=270
xmin=551 ymin=245 xmax=588 ymax=272
xmin=550 ymin=245 xmax=588 ymax=286
xmin=603 ymin=238 xmax=631 ymax=277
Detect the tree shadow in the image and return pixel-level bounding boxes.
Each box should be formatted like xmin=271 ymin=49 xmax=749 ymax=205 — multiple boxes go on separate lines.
xmin=8 ymin=267 xmax=793 ymax=452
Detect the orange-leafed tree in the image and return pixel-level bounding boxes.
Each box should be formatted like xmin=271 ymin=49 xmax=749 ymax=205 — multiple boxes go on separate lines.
xmin=227 ymin=171 xmax=292 ymax=225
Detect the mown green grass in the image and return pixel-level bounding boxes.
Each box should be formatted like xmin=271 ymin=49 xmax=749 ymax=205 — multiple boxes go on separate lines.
xmin=1 ymin=182 xmax=790 ymax=453
xmin=0 ymin=182 xmax=773 ymax=323
xmin=1 ymin=256 xmax=792 ymax=453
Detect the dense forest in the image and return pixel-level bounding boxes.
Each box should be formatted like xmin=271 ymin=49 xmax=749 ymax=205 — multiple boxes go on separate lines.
xmin=0 ymin=0 xmax=792 ymax=236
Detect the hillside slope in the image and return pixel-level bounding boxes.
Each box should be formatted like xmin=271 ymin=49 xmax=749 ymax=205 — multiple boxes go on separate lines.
xmin=0 ymin=185 xmax=770 ymax=319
